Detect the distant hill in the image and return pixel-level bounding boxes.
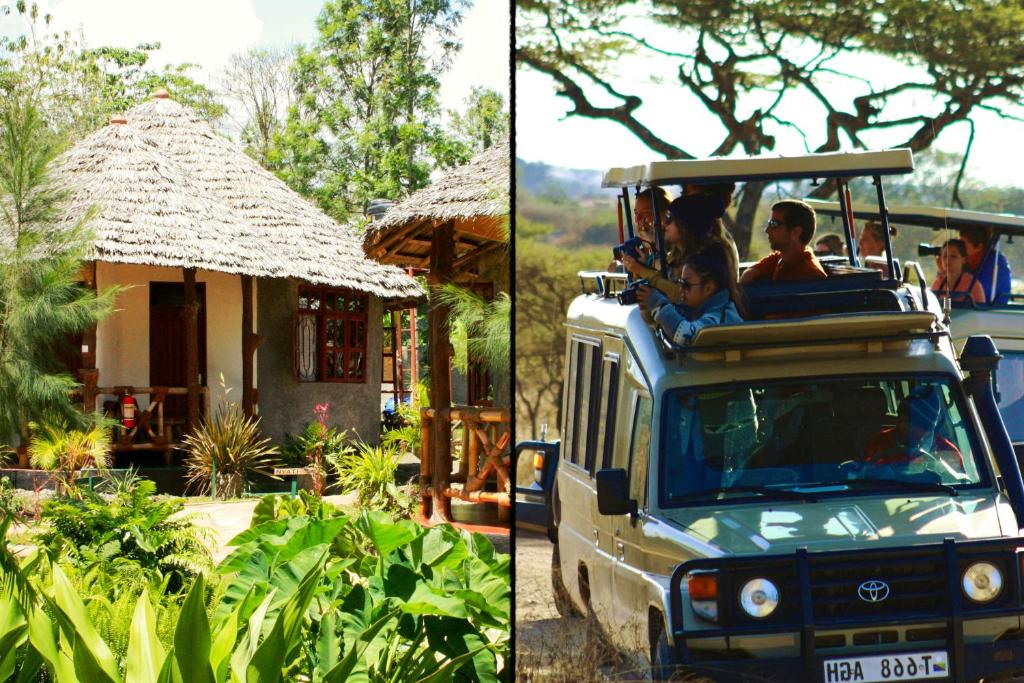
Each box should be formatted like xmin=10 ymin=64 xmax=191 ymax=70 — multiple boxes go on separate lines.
xmin=516 ymin=158 xmax=606 ymax=200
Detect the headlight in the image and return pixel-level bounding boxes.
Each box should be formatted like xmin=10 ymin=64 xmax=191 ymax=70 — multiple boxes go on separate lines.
xmin=962 ymin=562 xmax=1003 ymax=603
xmin=740 ymin=578 xmax=780 ymax=618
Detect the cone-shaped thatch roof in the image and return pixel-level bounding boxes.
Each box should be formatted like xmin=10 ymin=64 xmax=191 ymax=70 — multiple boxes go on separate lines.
xmin=363 ymin=140 xmax=509 ymax=271
xmin=64 ymin=91 xmax=422 ymax=303
xmin=53 ymin=120 xmax=277 ymax=275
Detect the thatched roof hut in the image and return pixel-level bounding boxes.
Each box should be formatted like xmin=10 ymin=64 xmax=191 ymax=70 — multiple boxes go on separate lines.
xmin=118 ymin=91 xmax=423 ymax=305
xmin=52 ymin=117 xmax=277 ymax=276
xmin=363 ymin=141 xmax=509 ymax=271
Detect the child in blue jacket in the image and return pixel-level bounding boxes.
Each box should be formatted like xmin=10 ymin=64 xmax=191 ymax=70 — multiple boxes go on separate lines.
xmin=639 ymin=242 xmax=744 ymax=346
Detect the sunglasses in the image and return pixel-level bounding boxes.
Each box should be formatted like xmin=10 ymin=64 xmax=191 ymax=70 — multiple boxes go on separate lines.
xmin=766 ymin=218 xmax=784 ymax=229
xmin=678 ymin=279 xmax=704 ymax=291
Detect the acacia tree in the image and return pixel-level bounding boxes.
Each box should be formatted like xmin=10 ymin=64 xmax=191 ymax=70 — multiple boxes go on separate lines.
xmin=517 ymin=0 xmax=1024 ymax=256
xmin=0 ymin=96 xmax=117 ymax=446
xmin=269 ymin=0 xmax=469 ymax=222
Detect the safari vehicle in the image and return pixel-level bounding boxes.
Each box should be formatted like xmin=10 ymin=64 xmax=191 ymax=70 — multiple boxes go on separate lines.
xmin=808 ymin=200 xmax=1024 ymax=453
xmin=548 ymin=149 xmax=1024 ymax=683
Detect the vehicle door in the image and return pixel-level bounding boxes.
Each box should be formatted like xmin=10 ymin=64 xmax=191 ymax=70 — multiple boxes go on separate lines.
xmin=555 ymin=333 xmax=605 ymax=617
xmin=610 ymin=350 xmax=655 ymax=651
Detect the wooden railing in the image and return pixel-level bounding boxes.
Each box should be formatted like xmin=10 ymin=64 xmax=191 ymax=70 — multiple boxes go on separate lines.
xmin=420 ymin=406 xmax=510 ymax=523
xmin=92 ymin=385 xmax=210 ymax=464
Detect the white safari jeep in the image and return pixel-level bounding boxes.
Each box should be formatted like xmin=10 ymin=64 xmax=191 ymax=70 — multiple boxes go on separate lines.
xmin=551 ymin=150 xmax=1024 ymax=683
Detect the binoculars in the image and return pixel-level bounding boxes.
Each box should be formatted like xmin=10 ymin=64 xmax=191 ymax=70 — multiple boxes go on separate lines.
xmin=918 ymin=243 xmax=943 ymax=257
xmin=617 ymin=278 xmax=650 ymax=306
xmin=612 ymin=237 xmax=645 ymax=262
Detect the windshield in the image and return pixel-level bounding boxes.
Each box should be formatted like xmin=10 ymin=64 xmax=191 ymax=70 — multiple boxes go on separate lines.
xmin=659 ymin=375 xmax=986 ymax=507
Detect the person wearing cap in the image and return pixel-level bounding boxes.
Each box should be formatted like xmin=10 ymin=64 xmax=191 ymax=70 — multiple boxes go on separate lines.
xmin=627 ymin=191 xmax=740 ymax=306
xmin=959 ymin=225 xmax=1011 ymax=305
xmin=740 ymin=200 xmax=827 ymax=284
xmin=864 ymin=387 xmax=964 ymax=474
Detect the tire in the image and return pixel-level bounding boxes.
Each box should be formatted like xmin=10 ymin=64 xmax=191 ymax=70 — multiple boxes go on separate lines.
xmin=651 ymin=621 xmax=682 ymax=682
xmin=551 ymin=543 xmax=580 ymax=618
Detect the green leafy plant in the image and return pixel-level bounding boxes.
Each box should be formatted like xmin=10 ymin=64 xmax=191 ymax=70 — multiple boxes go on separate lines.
xmin=332 ymin=442 xmax=412 ymax=516
xmin=36 ymin=479 xmax=212 ymax=593
xmin=282 ymin=403 xmax=354 ymax=495
xmin=380 ymin=381 xmax=429 ymax=457
xmin=27 ymin=415 xmax=113 ymax=497
xmin=181 ymin=401 xmax=279 ymax=498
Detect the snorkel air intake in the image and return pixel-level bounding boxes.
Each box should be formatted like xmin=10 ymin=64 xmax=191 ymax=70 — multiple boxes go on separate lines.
xmin=960 ymin=335 xmax=1024 ymax=528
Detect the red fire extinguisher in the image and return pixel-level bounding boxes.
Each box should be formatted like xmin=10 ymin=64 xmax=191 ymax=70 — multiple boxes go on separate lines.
xmin=120 ymin=393 xmax=137 ymax=430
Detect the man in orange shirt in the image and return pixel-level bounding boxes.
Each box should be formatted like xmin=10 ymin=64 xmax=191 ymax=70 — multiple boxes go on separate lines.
xmin=740 ymin=199 xmax=827 ymax=284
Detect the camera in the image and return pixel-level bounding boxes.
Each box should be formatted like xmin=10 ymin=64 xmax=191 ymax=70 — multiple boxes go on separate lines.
xmin=918 ymin=243 xmax=943 ymax=257
xmin=617 ymin=278 xmax=650 ymax=306
xmin=612 ymin=237 xmax=646 ymax=262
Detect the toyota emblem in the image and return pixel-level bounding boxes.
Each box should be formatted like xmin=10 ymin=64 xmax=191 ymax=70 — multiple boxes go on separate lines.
xmin=858 ymin=580 xmax=890 ymax=603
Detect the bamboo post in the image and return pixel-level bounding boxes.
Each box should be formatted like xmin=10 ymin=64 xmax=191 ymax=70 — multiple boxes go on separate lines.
xmin=183 ymin=268 xmax=200 ymax=431
xmin=420 ymin=407 xmax=432 ymax=519
xmin=241 ymin=275 xmax=257 ymax=417
xmin=78 ymin=261 xmax=99 ymax=415
xmin=427 ymin=221 xmax=455 ymax=523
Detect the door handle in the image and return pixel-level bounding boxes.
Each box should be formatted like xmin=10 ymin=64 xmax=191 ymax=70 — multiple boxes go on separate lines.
xmin=616 ymin=541 xmax=625 ymax=561
xmin=592 ymin=528 xmax=600 ymax=546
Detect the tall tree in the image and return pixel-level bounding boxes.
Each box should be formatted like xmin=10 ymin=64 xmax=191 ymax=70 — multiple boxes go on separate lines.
xmin=269 ymin=0 xmax=468 ymax=222
xmin=447 ymin=86 xmax=509 ymax=154
xmin=517 ymin=0 xmax=1024 ymax=257
xmin=0 ymin=2 xmax=225 ymax=140
xmin=0 ymin=95 xmax=117 ymax=445
xmin=219 ymin=46 xmax=294 ymax=168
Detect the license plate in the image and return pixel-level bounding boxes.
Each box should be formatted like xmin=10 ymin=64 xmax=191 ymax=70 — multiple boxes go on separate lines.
xmin=823 ymin=650 xmax=949 ymax=682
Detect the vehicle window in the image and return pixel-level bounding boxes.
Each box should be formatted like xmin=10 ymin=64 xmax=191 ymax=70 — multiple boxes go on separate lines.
xmin=565 ymin=341 xmax=587 ymax=465
xmin=596 ymin=358 xmax=620 ymax=470
xmin=583 ymin=345 xmax=603 ymax=474
xmin=628 ymin=395 xmax=653 ymax=507
xmin=995 ymin=351 xmax=1024 ymax=442
xmin=659 ymin=376 xmax=985 ymax=507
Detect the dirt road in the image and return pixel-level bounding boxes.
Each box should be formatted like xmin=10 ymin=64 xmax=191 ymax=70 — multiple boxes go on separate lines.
xmin=515 ymin=530 xmax=645 ymax=681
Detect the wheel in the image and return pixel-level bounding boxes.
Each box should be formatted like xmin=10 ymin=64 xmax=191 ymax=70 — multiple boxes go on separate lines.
xmin=651 ymin=620 xmax=688 ymax=682
xmin=551 ymin=543 xmax=580 ymax=618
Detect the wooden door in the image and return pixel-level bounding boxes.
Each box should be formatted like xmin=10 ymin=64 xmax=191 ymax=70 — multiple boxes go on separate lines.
xmin=149 ymin=282 xmax=207 ymax=422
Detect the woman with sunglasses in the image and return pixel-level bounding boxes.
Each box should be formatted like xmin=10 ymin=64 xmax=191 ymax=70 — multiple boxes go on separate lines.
xmin=639 ymin=242 xmax=745 ymax=346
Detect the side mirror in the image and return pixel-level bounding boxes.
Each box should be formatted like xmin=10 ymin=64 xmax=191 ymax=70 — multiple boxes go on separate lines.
xmin=596 ymin=468 xmax=637 ymax=516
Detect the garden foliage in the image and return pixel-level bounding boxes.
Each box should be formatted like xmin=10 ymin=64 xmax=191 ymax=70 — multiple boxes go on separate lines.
xmin=0 ymin=494 xmax=510 ymax=682
xmin=181 ymin=402 xmax=280 ymax=499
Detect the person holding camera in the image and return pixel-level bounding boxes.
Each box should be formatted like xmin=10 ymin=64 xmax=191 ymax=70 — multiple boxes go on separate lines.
xmin=609 ymin=187 xmax=672 ymax=273
xmin=626 ymin=190 xmax=739 ymax=305
xmin=637 ymin=243 xmax=744 ymax=347
xmin=959 ymin=225 xmax=1011 ymax=305
xmin=930 ymin=238 xmax=985 ymax=305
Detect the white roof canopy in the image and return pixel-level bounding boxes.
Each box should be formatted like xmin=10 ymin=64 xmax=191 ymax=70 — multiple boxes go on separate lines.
xmin=806 ymin=200 xmax=1024 ymax=236
xmin=602 ymin=149 xmax=914 ymax=188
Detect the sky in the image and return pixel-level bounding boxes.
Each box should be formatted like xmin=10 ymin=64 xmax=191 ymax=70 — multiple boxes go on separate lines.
xmin=515 ymin=13 xmax=1024 ymax=190
xmin=0 ymin=0 xmax=510 ymax=117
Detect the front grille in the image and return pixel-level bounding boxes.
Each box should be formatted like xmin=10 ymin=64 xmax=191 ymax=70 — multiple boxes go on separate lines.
xmin=809 ymin=556 xmax=946 ymax=623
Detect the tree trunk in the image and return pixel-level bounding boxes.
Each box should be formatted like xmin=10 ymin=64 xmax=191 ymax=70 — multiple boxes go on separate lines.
xmin=732 ymin=181 xmax=767 ymax=260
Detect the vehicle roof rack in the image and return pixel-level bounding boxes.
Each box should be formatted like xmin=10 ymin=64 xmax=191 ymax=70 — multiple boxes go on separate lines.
xmin=807 ymin=200 xmax=1024 ymax=236
xmin=602 ymin=149 xmax=914 ymax=188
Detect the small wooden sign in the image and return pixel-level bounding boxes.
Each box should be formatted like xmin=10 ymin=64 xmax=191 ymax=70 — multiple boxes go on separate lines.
xmin=273 ymin=467 xmax=309 ymax=476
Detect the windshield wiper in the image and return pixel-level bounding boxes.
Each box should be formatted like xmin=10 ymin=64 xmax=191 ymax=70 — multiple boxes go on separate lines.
xmin=674 ymin=486 xmax=819 ymax=503
xmin=799 ymin=478 xmax=958 ymax=497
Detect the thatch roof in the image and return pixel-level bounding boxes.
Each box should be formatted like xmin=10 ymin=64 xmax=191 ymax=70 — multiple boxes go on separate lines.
xmin=363 ymin=141 xmax=509 ymax=272
xmin=54 ymin=91 xmax=422 ymax=303
xmin=52 ymin=120 xmax=277 ymax=276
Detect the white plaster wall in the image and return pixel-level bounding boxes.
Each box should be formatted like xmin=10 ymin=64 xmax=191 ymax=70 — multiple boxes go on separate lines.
xmin=94 ymin=263 xmax=255 ymax=413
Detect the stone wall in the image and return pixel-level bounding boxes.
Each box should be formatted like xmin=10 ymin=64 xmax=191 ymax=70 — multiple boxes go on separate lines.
xmin=256 ymin=278 xmax=384 ymax=445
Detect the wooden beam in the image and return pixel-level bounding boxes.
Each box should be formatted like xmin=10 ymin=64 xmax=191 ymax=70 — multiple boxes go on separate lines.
xmin=427 ymin=220 xmax=455 ymax=523
xmin=78 ymin=261 xmax=99 ymax=413
xmin=369 ymin=219 xmax=431 ymax=258
xmin=452 ymin=241 xmax=503 ymax=273
xmin=241 ymin=275 xmax=261 ymax=418
xmin=183 ymin=268 xmax=200 ymax=431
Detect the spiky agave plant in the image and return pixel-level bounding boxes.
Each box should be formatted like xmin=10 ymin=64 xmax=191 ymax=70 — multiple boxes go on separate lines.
xmin=181 ymin=402 xmax=279 ymax=498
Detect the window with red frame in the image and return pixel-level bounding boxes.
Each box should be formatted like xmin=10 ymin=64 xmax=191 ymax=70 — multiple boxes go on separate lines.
xmin=294 ymin=286 xmax=368 ymax=383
